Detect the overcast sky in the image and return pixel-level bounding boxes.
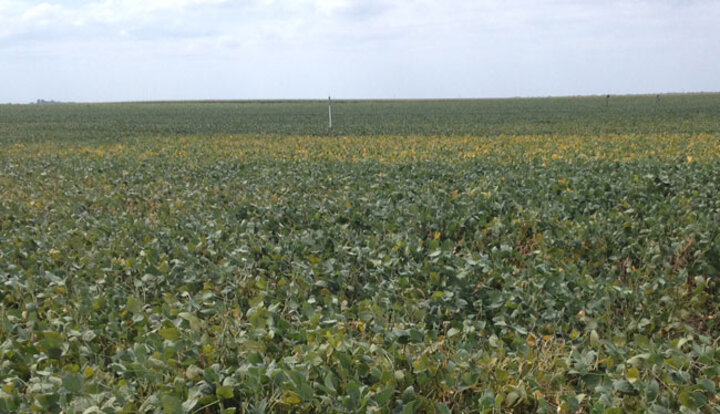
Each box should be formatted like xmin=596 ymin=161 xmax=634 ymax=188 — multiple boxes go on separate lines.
xmin=0 ymin=0 xmax=718 ymax=102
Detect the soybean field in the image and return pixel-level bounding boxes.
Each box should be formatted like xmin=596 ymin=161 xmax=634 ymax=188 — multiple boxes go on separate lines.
xmin=1 ymin=95 xmax=720 ymax=413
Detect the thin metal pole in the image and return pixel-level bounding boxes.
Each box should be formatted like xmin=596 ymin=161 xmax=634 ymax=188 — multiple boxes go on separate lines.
xmin=328 ymin=96 xmax=332 ymax=130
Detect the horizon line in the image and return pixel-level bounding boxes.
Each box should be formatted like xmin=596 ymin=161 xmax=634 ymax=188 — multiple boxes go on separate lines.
xmin=6 ymin=90 xmax=720 ymax=105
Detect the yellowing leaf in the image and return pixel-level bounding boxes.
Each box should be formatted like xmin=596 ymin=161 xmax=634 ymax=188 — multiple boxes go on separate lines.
xmin=216 ymin=385 xmax=234 ymax=400
xmin=159 ymin=327 xmax=180 ymax=341
xmin=281 ymin=390 xmax=302 ymax=405
xmin=626 ymin=368 xmax=640 ymax=383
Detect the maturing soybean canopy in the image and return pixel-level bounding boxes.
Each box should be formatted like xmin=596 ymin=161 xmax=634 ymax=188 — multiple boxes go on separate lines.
xmin=1 ymin=96 xmax=720 ymax=412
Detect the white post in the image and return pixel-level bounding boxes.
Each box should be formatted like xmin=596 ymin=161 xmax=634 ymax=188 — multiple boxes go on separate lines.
xmin=328 ymin=96 xmax=332 ymax=130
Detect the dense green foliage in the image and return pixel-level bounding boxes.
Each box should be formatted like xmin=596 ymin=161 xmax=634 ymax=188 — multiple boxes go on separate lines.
xmin=2 ymin=94 xmax=720 ymax=144
xmin=1 ymin=96 xmax=720 ymax=413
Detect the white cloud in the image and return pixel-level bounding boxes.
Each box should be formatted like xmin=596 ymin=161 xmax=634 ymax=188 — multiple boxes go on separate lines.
xmin=21 ymin=2 xmax=64 ymax=22
xmin=0 ymin=0 xmax=718 ymax=101
xmin=1 ymin=0 xmax=231 ymax=41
